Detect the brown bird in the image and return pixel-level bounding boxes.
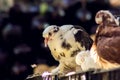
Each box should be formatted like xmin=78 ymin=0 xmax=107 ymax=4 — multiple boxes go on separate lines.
xmin=75 ymin=10 xmax=120 ymax=71
xmin=93 ymin=10 xmax=120 ymax=69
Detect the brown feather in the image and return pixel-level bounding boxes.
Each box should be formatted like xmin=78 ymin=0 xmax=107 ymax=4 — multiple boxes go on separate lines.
xmin=95 ymin=26 xmax=120 ymax=64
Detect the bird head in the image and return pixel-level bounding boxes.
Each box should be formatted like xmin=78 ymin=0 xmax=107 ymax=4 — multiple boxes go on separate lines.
xmin=42 ymin=25 xmax=60 ymax=47
xmin=95 ymin=10 xmax=119 ymax=25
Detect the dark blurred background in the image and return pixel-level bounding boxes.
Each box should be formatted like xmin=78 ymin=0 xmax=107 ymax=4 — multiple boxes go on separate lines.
xmin=0 ymin=0 xmax=120 ymax=80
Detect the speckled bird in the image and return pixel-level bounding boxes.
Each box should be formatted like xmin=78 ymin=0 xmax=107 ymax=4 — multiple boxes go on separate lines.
xmin=42 ymin=25 xmax=93 ymax=74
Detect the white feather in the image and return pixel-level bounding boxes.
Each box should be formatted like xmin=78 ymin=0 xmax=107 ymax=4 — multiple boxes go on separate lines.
xmin=76 ymin=50 xmax=100 ymax=71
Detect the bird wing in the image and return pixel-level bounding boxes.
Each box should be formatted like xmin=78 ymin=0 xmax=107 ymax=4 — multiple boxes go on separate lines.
xmin=60 ymin=25 xmax=93 ymax=57
xmin=96 ymin=27 xmax=120 ymax=64
xmin=71 ymin=25 xmax=93 ymax=50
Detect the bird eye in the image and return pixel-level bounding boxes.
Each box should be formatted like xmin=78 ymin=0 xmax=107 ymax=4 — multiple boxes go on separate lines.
xmin=49 ymin=32 xmax=52 ymax=36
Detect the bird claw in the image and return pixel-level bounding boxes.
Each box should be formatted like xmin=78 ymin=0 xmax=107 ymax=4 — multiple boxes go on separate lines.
xmin=65 ymin=71 xmax=76 ymax=76
xmin=51 ymin=66 xmax=59 ymax=75
xmin=42 ymin=72 xmax=52 ymax=77
xmin=42 ymin=72 xmax=52 ymax=80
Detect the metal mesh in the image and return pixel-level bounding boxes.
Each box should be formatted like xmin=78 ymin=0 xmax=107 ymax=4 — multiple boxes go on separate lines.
xmin=26 ymin=68 xmax=120 ymax=80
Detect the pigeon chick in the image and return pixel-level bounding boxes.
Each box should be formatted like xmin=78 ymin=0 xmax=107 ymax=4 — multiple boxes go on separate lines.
xmin=94 ymin=10 xmax=120 ymax=69
xmin=42 ymin=25 xmax=93 ymax=74
xmin=75 ymin=10 xmax=120 ymax=71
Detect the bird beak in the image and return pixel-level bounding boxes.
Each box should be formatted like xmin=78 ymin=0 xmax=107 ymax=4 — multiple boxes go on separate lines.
xmin=44 ymin=38 xmax=49 ymax=47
